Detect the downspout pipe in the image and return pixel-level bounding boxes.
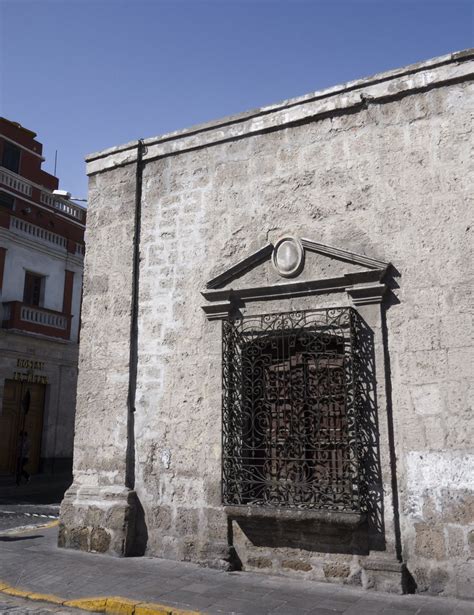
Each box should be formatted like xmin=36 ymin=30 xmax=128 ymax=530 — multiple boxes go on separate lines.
xmin=126 ymin=139 xmax=145 ymax=491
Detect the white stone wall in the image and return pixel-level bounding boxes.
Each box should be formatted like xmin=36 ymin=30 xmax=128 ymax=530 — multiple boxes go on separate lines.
xmin=2 ymin=241 xmax=66 ymax=311
xmin=0 ymin=226 xmax=83 ymax=469
xmin=0 ymin=231 xmax=84 ymax=342
xmin=63 ymin=52 xmax=473 ymax=597
xmin=130 ymin=78 xmax=473 ymax=594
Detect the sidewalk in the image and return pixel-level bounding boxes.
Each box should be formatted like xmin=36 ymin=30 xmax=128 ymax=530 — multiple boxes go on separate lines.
xmin=0 ymin=524 xmax=472 ymax=615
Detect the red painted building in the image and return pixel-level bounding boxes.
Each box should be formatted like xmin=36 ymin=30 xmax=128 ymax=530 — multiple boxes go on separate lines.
xmin=0 ymin=117 xmax=86 ymax=475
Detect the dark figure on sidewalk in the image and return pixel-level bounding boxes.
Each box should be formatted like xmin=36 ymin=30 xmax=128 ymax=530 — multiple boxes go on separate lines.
xmin=16 ymin=431 xmax=30 ymax=485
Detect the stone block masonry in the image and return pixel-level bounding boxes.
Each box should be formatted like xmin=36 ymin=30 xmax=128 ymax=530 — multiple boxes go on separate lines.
xmin=60 ymin=50 xmax=474 ymax=599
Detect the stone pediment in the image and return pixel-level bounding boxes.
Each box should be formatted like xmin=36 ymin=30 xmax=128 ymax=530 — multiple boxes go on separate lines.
xmin=202 ymin=236 xmax=391 ymax=319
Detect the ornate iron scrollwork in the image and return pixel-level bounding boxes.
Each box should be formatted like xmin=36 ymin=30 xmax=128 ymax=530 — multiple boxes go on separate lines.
xmin=222 ymin=307 xmax=361 ymax=512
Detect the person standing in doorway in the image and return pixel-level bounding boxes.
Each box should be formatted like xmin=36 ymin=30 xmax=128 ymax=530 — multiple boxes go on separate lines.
xmin=16 ymin=431 xmax=30 ymax=485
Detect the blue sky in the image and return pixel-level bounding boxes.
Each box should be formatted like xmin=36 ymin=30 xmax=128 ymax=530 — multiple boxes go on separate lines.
xmin=0 ymin=0 xmax=472 ymax=198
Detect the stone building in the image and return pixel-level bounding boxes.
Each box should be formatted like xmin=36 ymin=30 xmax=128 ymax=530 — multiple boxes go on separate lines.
xmin=0 ymin=118 xmax=86 ymax=475
xmin=60 ymin=51 xmax=473 ymax=598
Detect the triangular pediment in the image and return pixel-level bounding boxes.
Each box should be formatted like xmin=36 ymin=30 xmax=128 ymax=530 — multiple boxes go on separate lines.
xmin=201 ymin=236 xmax=392 ymax=318
xmin=205 ymin=237 xmax=390 ymax=291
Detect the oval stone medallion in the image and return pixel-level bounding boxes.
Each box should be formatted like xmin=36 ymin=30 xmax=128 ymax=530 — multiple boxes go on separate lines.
xmin=272 ymin=236 xmax=304 ymax=278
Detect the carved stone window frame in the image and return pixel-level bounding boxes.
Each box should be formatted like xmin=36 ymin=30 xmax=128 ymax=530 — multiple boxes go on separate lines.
xmin=201 ymin=238 xmax=402 ymax=573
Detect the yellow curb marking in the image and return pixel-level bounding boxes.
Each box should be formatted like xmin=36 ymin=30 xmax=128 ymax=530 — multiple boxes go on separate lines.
xmin=64 ymin=596 xmax=108 ymax=611
xmin=0 ymin=519 xmax=59 ymax=536
xmin=2 ymin=586 xmax=30 ymax=598
xmin=0 ymin=580 xmax=201 ymax=614
xmin=105 ymin=596 xmax=136 ymax=614
xmin=28 ymin=592 xmax=65 ymax=605
xmin=41 ymin=519 xmax=60 ymax=529
xmin=134 ymin=605 xmax=200 ymax=615
xmin=134 ymin=604 xmax=171 ymax=615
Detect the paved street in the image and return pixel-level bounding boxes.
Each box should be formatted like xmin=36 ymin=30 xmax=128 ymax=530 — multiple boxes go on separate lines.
xmin=0 ymin=525 xmax=472 ymax=615
xmin=0 ymin=474 xmax=65 ymax=534
xmin=0 ymin=475 xmax=471 ymax=614
xmin=0 ymin=594 xmax=87 ymax=614
xmin=0 ymin=506 xmax=58 ymax=533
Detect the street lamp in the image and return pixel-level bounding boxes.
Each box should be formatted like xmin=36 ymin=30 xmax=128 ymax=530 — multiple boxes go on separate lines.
xmin=52 ymin=189 xmax=87 ymax=203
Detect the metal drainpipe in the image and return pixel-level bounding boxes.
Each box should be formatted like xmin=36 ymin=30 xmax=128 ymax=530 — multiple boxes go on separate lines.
xmin=125 ymin=139 xmax=145 ymax=491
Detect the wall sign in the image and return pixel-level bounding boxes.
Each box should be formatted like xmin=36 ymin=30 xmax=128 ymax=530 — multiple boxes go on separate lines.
xmin=13 ymin=358 xmax=49 ymax=385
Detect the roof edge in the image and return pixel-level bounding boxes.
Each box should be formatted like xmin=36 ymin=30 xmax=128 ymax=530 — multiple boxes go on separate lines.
xmin=86 ymin=48 xmax=474 ymax=173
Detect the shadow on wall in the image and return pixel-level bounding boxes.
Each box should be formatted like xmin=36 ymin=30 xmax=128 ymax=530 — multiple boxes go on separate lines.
xmin=354 ymin=312 xmax=385 ymax=552
xmin=129 ymin=492 xmax=148 ymax=557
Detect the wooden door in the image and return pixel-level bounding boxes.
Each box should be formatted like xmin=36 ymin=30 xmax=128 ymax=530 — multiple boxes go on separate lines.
xmin=23 ymin=384 xmax=45 ymax=474
xmin=0 ymin=380 xmax=22 ymax=474
xmin=0 ymin=380 xmax=45 ymax=475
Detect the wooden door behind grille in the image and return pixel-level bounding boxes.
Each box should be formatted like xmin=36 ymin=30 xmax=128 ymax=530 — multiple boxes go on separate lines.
xmin=241 ymin=334 xmax=350 ymax=507
xmin=0 ymin=380 xmax=45 ymax=474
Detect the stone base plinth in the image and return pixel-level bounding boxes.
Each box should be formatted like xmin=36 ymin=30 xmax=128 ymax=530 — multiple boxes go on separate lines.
xmin=363 ymin=558 xmax=413 ymax=594
xmin=58 ymin=484 xmax=147 ymax=556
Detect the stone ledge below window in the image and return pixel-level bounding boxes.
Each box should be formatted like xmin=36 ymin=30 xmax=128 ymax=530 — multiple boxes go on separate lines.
xmin=224 ymin=505 xmax=366 ymax=528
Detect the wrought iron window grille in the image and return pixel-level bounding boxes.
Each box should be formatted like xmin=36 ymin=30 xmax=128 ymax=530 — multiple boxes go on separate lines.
xmin=222 ymin=307 xmax=363 ymax=513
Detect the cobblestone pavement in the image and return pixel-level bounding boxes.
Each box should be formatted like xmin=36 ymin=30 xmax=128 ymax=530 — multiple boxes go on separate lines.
xmin=1 ymin=526 xmax=473 ymax=615
xmin=0 ymin=594 xmax=86 ymax=614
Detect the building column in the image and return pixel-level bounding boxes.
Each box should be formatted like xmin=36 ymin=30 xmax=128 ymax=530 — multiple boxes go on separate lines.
xmin=352 ymin=299 xmax=410 ymax=594
xmin=59 ymin=153 xmax=145 ymax=556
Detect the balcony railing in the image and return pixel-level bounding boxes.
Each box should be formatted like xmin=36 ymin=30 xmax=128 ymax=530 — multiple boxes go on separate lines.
xmin=0 ymin=167 xmax=33 ymax=197
xmin=0 ymin=166 xmax=86 ymax=224
xmin=2 ymin=301 xmax=71 ymax=340
xmin=40 ymin=191 xmax=86 ymax=223
xmin=10 ymin=216 xmax=68 ymax=251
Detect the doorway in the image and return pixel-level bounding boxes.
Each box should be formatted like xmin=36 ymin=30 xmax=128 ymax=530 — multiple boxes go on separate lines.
xmin=0 ymin=379 xmax=45 ymax=475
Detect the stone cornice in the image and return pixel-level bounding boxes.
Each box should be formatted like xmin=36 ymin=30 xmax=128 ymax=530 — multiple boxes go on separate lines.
xmin=206 ymin=244 xmax=274 ymax=289
xmin=86 ymin=49 xmax=473 ymax=176
xmin=201 ymin=269 xmax=390 ymax=319
xmin=301 ymin=238 xmax=389 ymax=270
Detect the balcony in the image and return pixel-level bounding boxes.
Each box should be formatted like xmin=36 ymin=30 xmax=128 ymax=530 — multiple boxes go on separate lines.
xmin=1 ymin=301 xmax=71 ymax=340
xmin=40 ymin=191 xmax=86 ymax=223
xmin=0 ymin=167 xmax=33 ymax=197
xmin=10 ymin=216 xmax=68 ymax=252
xmin=0 ymin=165 xmax=86 ymax=225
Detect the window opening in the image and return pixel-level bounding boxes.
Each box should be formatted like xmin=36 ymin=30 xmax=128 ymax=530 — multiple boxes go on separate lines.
xmin=0 ymin=191 xmax=15 ymax=211
xmin=2 ymin=142 xmax=21 ymax=174
xmin=222 ymin=308 xmax=360 ymax=512
xmin=23 ymin=272 xmax=44 ymax=307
